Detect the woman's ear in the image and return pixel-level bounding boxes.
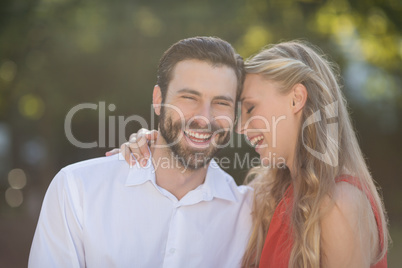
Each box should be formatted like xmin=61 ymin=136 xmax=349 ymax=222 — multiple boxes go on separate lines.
xmin=291 ymin=83 xmax=308 ymax=114
xmin=153 ymin=85 xmax=162 ymax=116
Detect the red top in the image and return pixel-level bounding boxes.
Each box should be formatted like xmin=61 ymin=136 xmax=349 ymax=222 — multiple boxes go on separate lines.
xmin=258 ymin=175 xmax=387 ymax=268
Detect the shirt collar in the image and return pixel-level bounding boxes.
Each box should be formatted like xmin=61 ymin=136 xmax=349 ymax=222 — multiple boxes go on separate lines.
xmin=125 ymin=157 xmax=156 ymax=187
xmin=124 ymin=157 xmax=237 ymax=203
xmin=201 ymin=159 xmax=237 ymax=202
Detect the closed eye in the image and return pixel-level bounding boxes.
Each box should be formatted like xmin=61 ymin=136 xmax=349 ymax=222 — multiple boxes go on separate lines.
xmin=182 ymin=95 xmax=195 ymax=100
xmin=246 ymin=106 xmax=254 ymax=114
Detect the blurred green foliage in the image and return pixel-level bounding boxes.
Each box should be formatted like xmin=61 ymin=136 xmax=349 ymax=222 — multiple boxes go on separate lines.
xmin=0 ymin=0 xmax=401 ymax=267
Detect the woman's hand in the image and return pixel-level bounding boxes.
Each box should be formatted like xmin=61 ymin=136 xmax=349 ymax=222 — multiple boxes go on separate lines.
xmin=105 ymin=128 xmax=158 ymax=167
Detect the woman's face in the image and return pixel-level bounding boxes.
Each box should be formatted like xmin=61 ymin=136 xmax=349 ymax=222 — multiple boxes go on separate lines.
xmin=237 ymin=74 xmax=301 ymax=168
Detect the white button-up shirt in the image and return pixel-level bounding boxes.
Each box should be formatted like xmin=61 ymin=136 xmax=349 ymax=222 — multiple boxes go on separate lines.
xmin=29 ymin=155 xmax=253 ymax=268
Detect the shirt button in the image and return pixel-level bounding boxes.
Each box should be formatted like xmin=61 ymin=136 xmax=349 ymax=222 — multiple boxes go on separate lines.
xmin=169 ymin=248 xmax=176 ymax=254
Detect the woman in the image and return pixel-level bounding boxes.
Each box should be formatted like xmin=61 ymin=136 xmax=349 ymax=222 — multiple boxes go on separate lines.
xmin=108 ymin=41 xmax=389 ymax=267
xmin=237 ymin=41 xmax=388 ymax=267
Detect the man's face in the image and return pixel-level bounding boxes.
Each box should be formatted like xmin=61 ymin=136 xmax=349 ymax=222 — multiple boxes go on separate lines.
xmin=157 ymin=59 xmax=237 ymax=170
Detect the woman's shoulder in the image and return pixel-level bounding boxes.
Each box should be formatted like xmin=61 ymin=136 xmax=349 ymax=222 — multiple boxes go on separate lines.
xmin=321 ymin=174 xmax=371 ymax=215
xmin=321 ymin=179 xmax=369 ymax=236
xmin=320 ymin=176 xmax=379 ymax=267
xmin=333 ymin=179 xmax=367 ymax=206
xmin=322 ymin=175 xmax=377 ymax=237
xmin=321 ymin=177 xmax=368 ymax=215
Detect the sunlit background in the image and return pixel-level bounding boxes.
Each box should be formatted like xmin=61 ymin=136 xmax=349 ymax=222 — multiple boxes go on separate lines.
xmin=1 ymin=0 xmax=401 ymax=266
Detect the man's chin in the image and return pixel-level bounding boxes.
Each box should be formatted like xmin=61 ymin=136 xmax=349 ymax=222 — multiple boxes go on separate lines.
xmin=171 ymin=146 xmax=216 ymax=170
xmin=178 ymin=156 xmax=213 ymax=171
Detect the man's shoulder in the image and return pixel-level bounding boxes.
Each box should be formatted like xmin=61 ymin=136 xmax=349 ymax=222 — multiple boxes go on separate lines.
xmin=223 ymin=174 xmax=254 ymax=202
xmin=207 ymin=160 xmax=253 ymax=204
xmin=62 ymin=154 xmax=124 ymax=172
xmin=53 ymin=154 xmax=130 ymax=187
xmin=209 ymin=160 xmax=252 ymax=188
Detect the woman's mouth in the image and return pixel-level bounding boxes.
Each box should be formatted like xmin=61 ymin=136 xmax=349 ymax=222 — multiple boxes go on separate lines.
xmin=248 ymin=135 xmax=264 ymax=148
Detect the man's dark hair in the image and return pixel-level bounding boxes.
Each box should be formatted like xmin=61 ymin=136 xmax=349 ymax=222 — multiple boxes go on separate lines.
xmin=157 ymin=36 xmax=244 ymax=102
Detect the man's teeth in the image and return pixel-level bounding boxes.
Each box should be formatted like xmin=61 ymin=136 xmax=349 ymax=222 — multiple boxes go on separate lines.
xmin=184 ymin=130 xmax=213 ymax=140
xmin=249 ymin=135 xmax=264 ymax=146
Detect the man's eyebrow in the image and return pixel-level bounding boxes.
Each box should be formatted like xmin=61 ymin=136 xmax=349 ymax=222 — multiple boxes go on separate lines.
xmin=177 ymin=88 xmax=234 ymax=104
xmin=177 ymin=88 xmax=202 ymax=96
xmin=213 ymin=95 xmax=234 ymax=104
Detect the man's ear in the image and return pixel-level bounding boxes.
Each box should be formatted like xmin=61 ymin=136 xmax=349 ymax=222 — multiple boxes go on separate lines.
xmin=291 ymin=83 xmax=308 ymax=114
xmin=153 ymin=85 xmax=162 ymax=116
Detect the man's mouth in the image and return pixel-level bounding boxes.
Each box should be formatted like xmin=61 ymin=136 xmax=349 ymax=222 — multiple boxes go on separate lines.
xmin=183 ymin=129 xmax=213 ymax=144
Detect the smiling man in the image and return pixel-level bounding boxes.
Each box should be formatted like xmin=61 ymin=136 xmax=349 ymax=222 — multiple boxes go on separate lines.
xmin=29 ymin=37 xmax=253 ymax=268
xmin=157 ymin=59 xmax=235 ymax=169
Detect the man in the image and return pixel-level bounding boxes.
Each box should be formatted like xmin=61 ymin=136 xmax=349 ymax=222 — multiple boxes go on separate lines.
xmin=29 ymin=37 xmax=253 ymax=267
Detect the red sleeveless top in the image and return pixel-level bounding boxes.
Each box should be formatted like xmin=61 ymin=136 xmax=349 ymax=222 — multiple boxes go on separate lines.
xmin=258 ymin=175 xmax=387 ymax=267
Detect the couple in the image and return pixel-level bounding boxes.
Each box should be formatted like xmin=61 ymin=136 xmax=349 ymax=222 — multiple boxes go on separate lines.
xmin=29 ymin=37 xmax=388 ymax=267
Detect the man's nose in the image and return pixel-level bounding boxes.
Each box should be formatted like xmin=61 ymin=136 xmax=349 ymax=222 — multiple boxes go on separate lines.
xmin=192 ymin=103 xmax=213 ymax=128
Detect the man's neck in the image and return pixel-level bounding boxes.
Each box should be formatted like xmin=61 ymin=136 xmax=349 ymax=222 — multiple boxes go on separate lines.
xmin=150 ymin=136 xmax=209 ymax=200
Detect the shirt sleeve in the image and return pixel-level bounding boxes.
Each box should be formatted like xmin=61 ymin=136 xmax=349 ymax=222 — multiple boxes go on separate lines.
xmin=28 ymin=169 xmax=85 ymax=268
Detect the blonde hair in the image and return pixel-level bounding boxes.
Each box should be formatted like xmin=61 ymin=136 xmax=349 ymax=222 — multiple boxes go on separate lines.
xmin=241 ymin=41 xmax=389 ymax=267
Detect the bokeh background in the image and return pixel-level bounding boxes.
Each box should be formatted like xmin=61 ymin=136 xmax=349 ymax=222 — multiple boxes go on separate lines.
xmin=1 ymin=0 xmax=401 ymax=266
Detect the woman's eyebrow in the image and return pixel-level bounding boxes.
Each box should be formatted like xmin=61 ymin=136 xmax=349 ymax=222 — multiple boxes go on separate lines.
xmin=240 ymin=96 xmax=252 ymax=102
